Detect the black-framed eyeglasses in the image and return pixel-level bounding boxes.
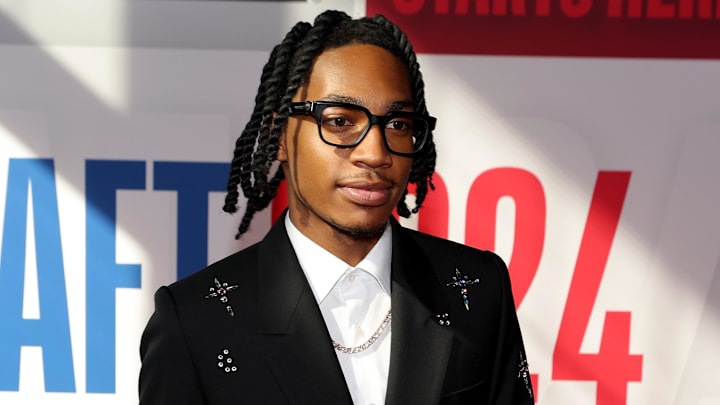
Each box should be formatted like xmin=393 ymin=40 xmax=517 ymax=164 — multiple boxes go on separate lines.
xmin=288 ymin=101 xmax=436 ymax=157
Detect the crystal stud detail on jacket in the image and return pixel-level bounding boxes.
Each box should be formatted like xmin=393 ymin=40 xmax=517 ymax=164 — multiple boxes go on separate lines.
xmin=204 ymin=277 xmax=239 ymax=317
xmin=216 ymin=348 xmax=237 ymax=374
xmin=435 ymin=313 xmax=451 ymax=326
xmin=445 ymin=268 xmax=480 ymax=311
xmin=518 ymin=351 xmax=533 ymax=398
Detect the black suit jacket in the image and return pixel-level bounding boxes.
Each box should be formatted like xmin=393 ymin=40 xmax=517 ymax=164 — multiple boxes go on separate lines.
xmin=139 ymin=217 xmax=534 ymax=404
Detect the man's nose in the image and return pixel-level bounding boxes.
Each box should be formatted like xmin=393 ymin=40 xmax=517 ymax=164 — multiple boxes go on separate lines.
xmin=349 ymin=125 xmax=393 ymax=168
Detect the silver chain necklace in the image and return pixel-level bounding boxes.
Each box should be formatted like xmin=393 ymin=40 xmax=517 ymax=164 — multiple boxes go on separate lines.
xmin=331 ymin=308 xmax=392 ymax=354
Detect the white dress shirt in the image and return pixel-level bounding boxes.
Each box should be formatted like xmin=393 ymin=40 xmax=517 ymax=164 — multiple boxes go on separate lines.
xmin=285 ymin=216 xmax=392 ymax=405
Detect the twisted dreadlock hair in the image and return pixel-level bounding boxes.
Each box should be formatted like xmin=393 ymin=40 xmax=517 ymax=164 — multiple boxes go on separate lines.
xmin=223 ymin=10 xmax=437 ymax=239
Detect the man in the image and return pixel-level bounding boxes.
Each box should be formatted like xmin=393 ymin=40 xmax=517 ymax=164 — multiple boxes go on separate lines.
xmin=139 ymin=10 xmax=534 ymax=405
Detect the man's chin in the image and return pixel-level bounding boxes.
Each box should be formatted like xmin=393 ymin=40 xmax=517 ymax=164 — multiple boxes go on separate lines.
xmin=330 ymin=220 xmax=388 ymax=241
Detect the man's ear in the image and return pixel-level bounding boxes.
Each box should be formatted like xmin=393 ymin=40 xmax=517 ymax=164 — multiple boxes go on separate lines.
xmin=277 ymin=130 xmax=288 ymax=163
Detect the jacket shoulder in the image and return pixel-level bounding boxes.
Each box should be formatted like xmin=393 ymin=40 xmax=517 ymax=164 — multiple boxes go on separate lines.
xmin=401 ymin=227 xmax=506 ymax=269
xmin=168 ymin=241 xmax=261 ymax=295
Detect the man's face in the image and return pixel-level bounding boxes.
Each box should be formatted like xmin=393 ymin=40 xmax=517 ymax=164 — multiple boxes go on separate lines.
xmin=278 ymin=43 xmax=414 ymax=243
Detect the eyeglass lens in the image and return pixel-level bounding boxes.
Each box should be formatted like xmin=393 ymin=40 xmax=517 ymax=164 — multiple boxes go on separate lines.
xmin=318 ymin=105 xmax=427 ymax=154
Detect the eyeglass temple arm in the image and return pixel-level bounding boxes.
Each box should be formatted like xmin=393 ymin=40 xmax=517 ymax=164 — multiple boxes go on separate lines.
xmin=289 ymin=101 xmax=313 ymax=115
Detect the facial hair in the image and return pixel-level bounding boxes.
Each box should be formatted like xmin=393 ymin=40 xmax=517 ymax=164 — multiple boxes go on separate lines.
xmin=329 ymin=218 xmax=388 ymax=242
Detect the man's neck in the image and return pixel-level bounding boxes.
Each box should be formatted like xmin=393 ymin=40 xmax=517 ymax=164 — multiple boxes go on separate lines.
xmin=286 ymin=213 xmax=388 ymax=267
xmin=324 ymin=228 xmax=382 ymax=267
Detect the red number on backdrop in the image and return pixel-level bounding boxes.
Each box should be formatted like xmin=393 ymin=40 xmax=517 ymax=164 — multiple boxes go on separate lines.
xmin=464 ymin=168 xmax=544 ymax=402
xmin=465 ymin=167 xmax=545 ymax=308
xmin=552 ymin=171 xmax=643 ymax=405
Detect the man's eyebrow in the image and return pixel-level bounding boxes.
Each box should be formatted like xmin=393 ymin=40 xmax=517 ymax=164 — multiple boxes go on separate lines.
xmin=323 ymin=94 xmax=414 ymax=111
xmin=324 ymin=94 xmax=361 ymax=105
xmin=387 ymin=101 xmax=413 ymax=111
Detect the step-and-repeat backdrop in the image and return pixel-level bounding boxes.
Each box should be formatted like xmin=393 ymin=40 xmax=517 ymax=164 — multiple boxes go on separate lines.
xmin=1 ymin=1 xmax=719 ymax=404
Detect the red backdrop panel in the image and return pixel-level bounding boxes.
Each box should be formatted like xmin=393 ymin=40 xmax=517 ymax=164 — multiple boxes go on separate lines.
xmin=367 ymin=0 xmax=720 ymax=58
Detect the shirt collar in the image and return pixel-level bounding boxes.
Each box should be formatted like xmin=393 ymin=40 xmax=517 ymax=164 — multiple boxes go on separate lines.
xmin=285 ymin=215 xmax=392 ymax=303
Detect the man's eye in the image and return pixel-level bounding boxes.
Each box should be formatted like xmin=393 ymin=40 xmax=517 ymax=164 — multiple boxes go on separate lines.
xmin=323 ymin=117 xmax=354 ymax=128
xmin=387 ymin=119 xmax=412 ymax=132
xmin=330 ymin=117 xmax=352 ymax=127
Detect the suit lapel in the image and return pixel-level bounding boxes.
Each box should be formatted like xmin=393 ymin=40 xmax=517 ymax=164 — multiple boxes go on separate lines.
xmin=257 ymin=218 xmax=353 ymax=404
xmin=386 ymin=220 xmax=455 ymax=405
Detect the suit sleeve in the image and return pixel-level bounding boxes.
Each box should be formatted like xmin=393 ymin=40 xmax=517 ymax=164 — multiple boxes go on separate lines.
xmin=139 ymin=286 xmax=206 ymax=405
xmin=487 ymin=253 xmax=535 ymax=405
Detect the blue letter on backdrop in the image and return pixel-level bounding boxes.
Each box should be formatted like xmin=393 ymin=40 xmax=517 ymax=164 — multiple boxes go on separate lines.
xmin=85 ymin=160 xmax=144 ymax=393
xmin=154 ymin=161 xmax=228 ymax=280
xmin=0 ymin=159 xmax=75 ymax=392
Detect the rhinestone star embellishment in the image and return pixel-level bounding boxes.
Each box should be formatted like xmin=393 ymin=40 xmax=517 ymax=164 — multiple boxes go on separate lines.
xmin=205 ymin=277 xmax=239 ymax=317
xmin=445 ymin=268 xmax=480 ymax=311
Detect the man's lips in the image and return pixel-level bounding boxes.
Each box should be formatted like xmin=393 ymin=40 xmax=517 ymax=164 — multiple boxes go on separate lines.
xmin=338 ymin=180 xmax=393 ymax=206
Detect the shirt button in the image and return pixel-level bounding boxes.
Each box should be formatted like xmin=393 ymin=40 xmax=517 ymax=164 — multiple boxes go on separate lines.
xmin=347 ymin=274 xmax=357 ymax=283
xmin=355 ymin=325 xmax=364 ymax=337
